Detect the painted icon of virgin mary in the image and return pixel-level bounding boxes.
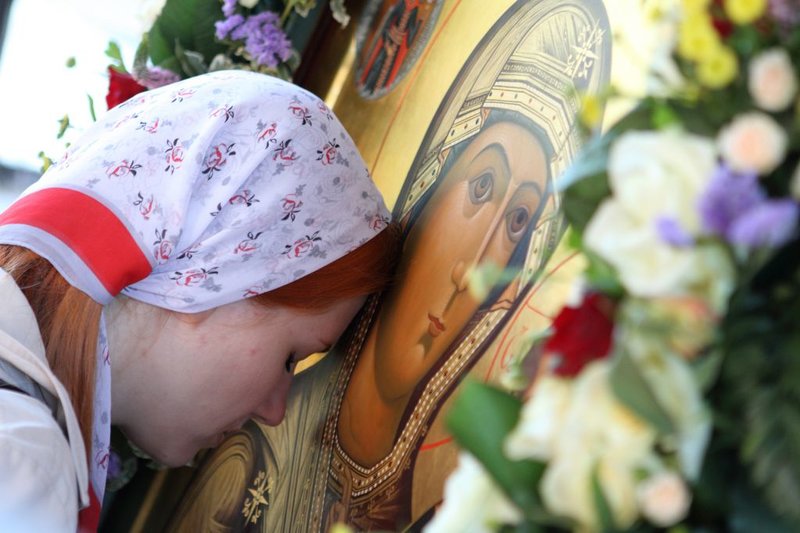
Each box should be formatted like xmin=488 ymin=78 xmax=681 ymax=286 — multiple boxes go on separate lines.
xmin=166 ymin=1 xmax=611 ymax=531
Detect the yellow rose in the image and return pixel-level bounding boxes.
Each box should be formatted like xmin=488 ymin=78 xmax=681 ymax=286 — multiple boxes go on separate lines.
xmin=579 ymin=92 xmax=603 ymax=129
xmin=724 ymin=0 xmax=766 ymax=24
xmin=697 ymin=45 xmax=739 ymax=89
xmin=681 ymin=0 xmax=710 ymax=14
xmin=678 ymin=12 xmax=719 ymax=62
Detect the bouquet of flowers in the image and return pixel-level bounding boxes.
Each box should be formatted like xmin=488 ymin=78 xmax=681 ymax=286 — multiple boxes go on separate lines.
xmin=429 ymin=1 xmax=800 ymax=531
xmin=105 ymin=0 xmax=349 ymax=108
xmin=43 ymin=0 xmax=348 ymax=171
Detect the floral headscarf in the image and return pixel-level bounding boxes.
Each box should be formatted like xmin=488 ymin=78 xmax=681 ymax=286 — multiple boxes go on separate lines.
xmin=0 ymin=69 xmax=391 ymax=312
xmin=0 ymin=70 xmax=391 ymax=517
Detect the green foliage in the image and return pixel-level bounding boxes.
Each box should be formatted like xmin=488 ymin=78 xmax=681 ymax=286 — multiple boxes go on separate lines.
xmin=446 ymin=381 xmax=559 ymax=527
xmin=148 ymin=0 xmax=226 ymax=75
xmin=609 ymin=349 xmax=675 ymax=435
xmin=105 ymin=41 xmax=127 ymax=72
xmin=713 ymin=236 xmax=800 ymax=527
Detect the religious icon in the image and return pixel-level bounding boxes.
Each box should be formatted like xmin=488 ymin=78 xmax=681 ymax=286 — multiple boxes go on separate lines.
xmin=355 ymin=0 xmax=443 ymax=99
xmin=165 ymin=1 xmax=611 ymax=530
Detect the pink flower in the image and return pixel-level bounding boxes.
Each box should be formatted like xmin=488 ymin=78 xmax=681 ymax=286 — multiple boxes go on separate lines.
xmin=749 ymin=48 xmax=797 ymax=111
xmin=717 ymin=112 xmax=787 ymax=175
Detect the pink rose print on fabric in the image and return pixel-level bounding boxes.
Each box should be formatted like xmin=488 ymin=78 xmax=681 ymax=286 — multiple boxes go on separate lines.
xmin=169 ymin=266 xmax=219 ymax=287
xmin=288 ymin=97 xmax=312 ymax=125
xmin=210 ymin=105 xmax=235 ymax=122
xmin=317 ymin=139 xmax=340 ymax=165
xmin=234 ymin=231 xmax=263 ymax=254
xmin=317 ymin=100 xmax=333 ymax=120
xmin=113 ymin=112 xmax=141 ymax=130
xmin=106 ymin=159 xmax=142 ymax=178
xmin=170 ymin=88 xmax=196 ymax=103
xmin=258 ymin=122 xmax=278 ymax=147
xmin=164 ymin=138 xmax=184 ymax=174
xmin=133 ymin=192 xmax=155 ymax=220
xmin=282 ymin=231 xmax=322 ymax=258
xmin=229 ymin=189 xmax=259 ymax=207
xmin=153 ymin=229 xmax=173 ymax=263
xmin=273 ymin=139 xmax=298 ymax=163
xmin=137 ymin=117 xmax=160 ymax=133
xmin=177 ymin=245 xmax=200 ymax=260
xmin=281 ymin=194 xmax=303 ymax=221
xmin=369 ymin=213 xmax=390 ymax=231
xmin=243 ymin=287 xmax=261 ymax=298
xmin=202 ymin=143 xmax=237 ymax=179
xmin=95 ymin=449 xmax=110 ymax=471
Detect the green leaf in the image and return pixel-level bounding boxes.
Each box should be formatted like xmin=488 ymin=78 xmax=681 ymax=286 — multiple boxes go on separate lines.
xmin=56 ymin=115 xmax=70 ymax=140
xmin=148 ymin=0 xmax=226 ymax=71
xmin=446 ymin=381 xmax=557 ymax=526
xmin=87 ymin=94 xmax=96 ymax=122
xmin=609 ymin=350 xmax=675 ymax=435
xmin=174 ymin=40 xmax=209 ymax=77
xmin=65 ymin=56 xmax=76 ymax=68
xmin=105 ymin=40 xmax=126 ymax=72
xmin=132 ymin=33 xmax=151 ymax=80
xmin=591 ymin=466 xmax=619 ymax=533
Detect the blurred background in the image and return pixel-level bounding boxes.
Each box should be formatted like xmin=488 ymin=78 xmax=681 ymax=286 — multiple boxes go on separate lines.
xmin=0 ymin=0 xmax=160 ymax=208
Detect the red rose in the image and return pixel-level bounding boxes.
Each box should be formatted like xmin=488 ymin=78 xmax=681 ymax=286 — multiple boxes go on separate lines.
xmin=709 ymin=0 xmax=734 ymax=38
xmin=106 ymin=67 xmax=147 ymax=109
xmin=544 ymin=292 xmax=615 ymax=377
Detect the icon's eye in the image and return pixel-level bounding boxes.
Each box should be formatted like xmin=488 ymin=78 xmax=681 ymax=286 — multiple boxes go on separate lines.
xmin=469 ymin=172 xmax=494 ymax=204
xmin=506 ymin=205 xmax=531 ymax=242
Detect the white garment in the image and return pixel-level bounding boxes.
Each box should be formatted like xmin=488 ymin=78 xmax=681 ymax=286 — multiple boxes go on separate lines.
xmin=0 ymin=269 xmax=89 ymax=531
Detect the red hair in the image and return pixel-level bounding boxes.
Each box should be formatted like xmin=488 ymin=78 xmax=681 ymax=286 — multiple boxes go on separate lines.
xmin=255 ymin=221 xmax=402 ymax=311
xmin=0 ymin=222 xmax=401 ymax=454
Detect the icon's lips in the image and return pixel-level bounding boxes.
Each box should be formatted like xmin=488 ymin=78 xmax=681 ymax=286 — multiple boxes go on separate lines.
xmin=428 ymin=313 xmax=446 ymax=337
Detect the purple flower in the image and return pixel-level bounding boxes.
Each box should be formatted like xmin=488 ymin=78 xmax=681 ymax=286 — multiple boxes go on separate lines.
xmin=769 ymin=0 xmax=800 ymax=31
xmin=137 ymin=66 xmax=180 ymax=89
xmin=655 ymin=216 xmax=694 ymax=247
xmin=222 ymin=0 xmax=238 ymax=18
xmin=230 ymin=12 xmax=292 ymax=69
xmin=215 ymin=14 xmax=245 ymax=40
xmin=728 ymin=199 xmax=799 ymax=248
xmin=698 ymin=165 xmax=764 ymax=237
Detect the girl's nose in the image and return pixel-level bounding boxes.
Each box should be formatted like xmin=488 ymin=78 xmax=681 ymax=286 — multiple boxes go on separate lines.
xmin=251 ymin=399 xmax=287 ymax=427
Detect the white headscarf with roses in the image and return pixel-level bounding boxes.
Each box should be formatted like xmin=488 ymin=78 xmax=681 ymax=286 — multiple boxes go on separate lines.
xmin=0 ymin=69 xmax=390 ymax=507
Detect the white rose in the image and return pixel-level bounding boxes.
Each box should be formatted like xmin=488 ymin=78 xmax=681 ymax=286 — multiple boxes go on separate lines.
xmin=504 ymin=376 xmax=572 ymax=462
xmin=585 ymin=199 xmax=699 ymax=297
xmin=718 ymin=112 xmax=788 ymax=175
xmin=561 ymin=362 xmax=656 ymax=461
xmin=609 ymin=130 xmax=716 ymax=233
xmin=541 ymin=447 xmax=641 ymax=530
xmin=425 ymin=453 xmax=521 ymax=533
xmin=584 ymin=130 xmax=717 ymax=298
xmin=620 ymin=325 xmax=711 ymax=480
xmin=540 ymin=362 xmax=656 ymax=530
xmin=749 ymin=48 xmax=797 ymax=112
xmin=636 ymin=471 xmax=692 ymax=526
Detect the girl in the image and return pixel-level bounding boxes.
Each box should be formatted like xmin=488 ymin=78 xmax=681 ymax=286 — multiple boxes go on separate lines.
xmin=0 ymin=70 xmax=400 ymax=531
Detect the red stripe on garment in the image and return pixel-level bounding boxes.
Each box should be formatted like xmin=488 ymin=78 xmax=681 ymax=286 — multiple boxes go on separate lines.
xmin=78 ymin=486 xmax=101 ymax=533
xmin=0 ymin=187 xmax=151 ymax=295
